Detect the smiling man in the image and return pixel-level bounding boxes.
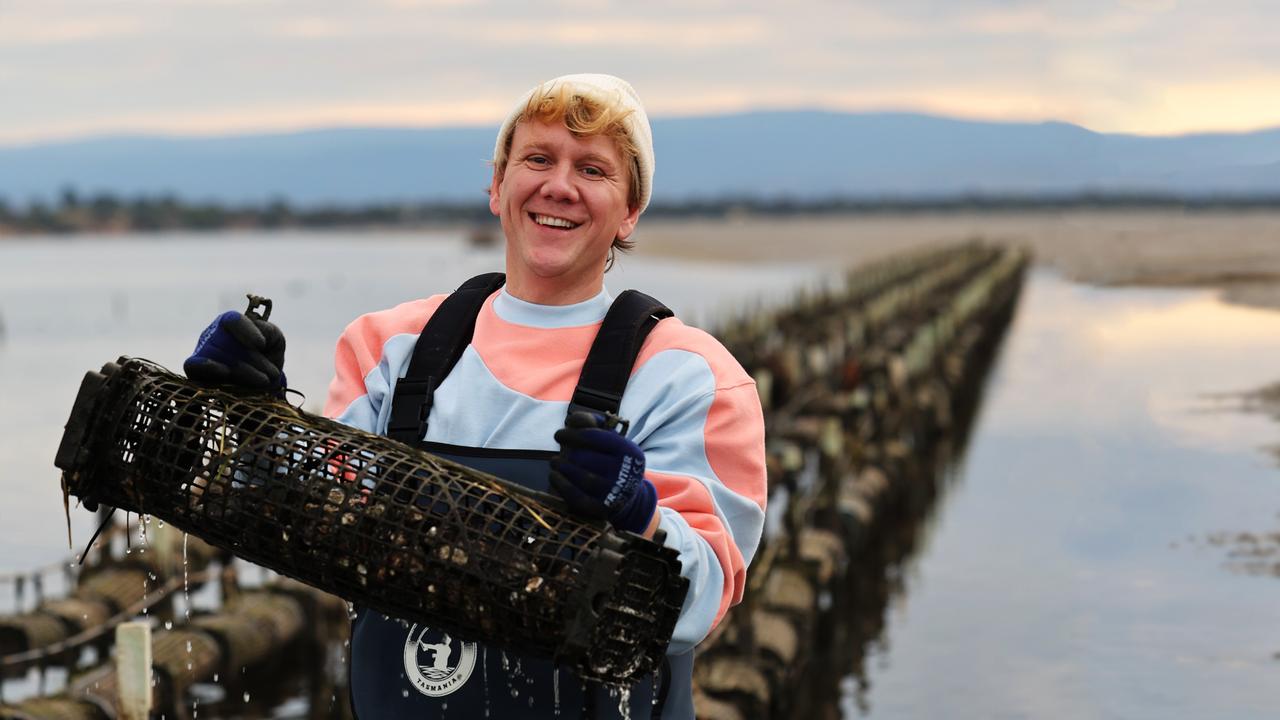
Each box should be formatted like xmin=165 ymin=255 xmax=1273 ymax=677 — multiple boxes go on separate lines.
xmin=489 ymin=85 xmax=642 ymax=306
xmin=324 ymin=74 xmax=767 ymax=720
xmin=190 ymin=73 xmax=767 ymax=720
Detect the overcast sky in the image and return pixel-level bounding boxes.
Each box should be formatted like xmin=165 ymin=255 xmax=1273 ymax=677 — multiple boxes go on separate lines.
xmin=4 ymin=0 xmax=1279 ymax=145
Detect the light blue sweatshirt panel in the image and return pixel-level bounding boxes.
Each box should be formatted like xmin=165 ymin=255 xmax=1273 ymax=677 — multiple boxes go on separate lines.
xmin=333 ymin=331 xmax=419 ymax=434
xmin=655 ymin=507 xmax=726 ymax=654
xmin=423 ymin=347 xmax=567 ymax=450
xmin=493 ymin=286 xmax=613 ymax=327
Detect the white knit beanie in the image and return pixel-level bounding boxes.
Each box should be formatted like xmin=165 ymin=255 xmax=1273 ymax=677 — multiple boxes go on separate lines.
xmin=493 ymin=73 xmax=655 ymax=214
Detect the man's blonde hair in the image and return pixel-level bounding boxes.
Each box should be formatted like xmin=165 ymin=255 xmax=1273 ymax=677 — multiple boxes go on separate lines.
xmin=493 ymin=83 xmax=643 ymax=255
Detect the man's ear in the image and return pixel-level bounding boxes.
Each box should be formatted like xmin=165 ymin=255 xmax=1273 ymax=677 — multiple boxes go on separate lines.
xmin=615 ymin=203 xmax=641 ymax=243
xmin=488 ymin=170 xmax=503 ymax=217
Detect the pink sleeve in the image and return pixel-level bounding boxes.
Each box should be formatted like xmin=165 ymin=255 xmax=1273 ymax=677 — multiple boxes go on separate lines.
xmin=322 ymin=296 xmax=447 ymax=420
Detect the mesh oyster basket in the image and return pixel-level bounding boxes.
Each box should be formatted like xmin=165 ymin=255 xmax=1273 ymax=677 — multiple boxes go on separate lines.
xmin=54 ymin=358 xmax=688 ymax=683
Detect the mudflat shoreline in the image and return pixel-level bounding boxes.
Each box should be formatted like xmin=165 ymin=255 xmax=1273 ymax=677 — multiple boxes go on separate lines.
xmin=633 ymin=209 xmax=1280 ymax=311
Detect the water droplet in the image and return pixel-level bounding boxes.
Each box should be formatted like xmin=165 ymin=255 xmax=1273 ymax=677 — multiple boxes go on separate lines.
xmin=212 ymin=673 xmax=219 ymax=682
xmin=243 ymin=692 xmax=250 ymax=702
xmin=617 ymin=686 xmax=632 ymax=720
xmin=182 ymin=533 xmax=191 ymax=620
xmin=483 ymin=647 xmax=491 ymax=717
xmin=401 ymin=689 xmax=410 ymax=698
xmin=164 ymin=621 xmax=173 ymax=630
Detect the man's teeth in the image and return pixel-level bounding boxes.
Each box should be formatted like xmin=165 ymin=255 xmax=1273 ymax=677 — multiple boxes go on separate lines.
xmin=533 ymin=214 xmax=580 ymax=229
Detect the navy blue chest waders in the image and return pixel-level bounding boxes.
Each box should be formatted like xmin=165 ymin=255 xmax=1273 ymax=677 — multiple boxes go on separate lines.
xmin=348 ymin=273 xmax=695 ymax=720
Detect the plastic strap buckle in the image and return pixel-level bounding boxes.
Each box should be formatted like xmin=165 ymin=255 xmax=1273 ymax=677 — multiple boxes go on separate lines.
xmin=386 ymin=377 xmax=436 ymax=441
xmin=568 ymin=387 xmax=630 ymax=434
xmin=568 ymin=386 xmax=621 ymax=416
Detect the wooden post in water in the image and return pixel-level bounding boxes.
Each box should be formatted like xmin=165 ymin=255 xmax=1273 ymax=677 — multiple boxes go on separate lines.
xmin=114 ymin=621 xmax=151 ymax=720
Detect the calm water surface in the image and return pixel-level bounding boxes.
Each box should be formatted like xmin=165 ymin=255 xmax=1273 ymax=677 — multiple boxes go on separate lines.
xmin=848 ymin=271 xmax=1280 ymax=719
xmin=3 ymin=234 xmax=1280 ymax=718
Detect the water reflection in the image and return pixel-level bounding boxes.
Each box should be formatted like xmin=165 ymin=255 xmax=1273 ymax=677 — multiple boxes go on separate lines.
xmin=806 ymin=320 xmax=998 ymax=719
xmin=823 ymin=453 xmax=965 ymax=718
xmin=983 ymin=276 xmax=1280 ymax=455
xmin=839 ymin=271 xmax=1280 ymax=719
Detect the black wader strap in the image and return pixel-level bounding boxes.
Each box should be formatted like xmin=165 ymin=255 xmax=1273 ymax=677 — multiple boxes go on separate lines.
xmin=385 ymin=272 xmax=506 ymax=444
xmin=569 ymin=290 xmax=673 ymax=419
xmin=388 ymin=278 xmax=671 ymax=443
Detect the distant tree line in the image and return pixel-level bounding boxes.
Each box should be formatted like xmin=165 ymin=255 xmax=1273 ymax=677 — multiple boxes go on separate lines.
xmin=0 ymin=188 xmax=495 ymax=236
xmin=5 ymin=187 xmax=1280 ymax=236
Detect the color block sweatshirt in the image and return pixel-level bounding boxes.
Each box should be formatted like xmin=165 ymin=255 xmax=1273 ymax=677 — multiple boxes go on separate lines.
xmin=323 ymin=287 xmax=767 ymax=651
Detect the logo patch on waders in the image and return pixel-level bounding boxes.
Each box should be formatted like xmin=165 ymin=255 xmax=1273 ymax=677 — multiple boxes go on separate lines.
xmin=402 ymin=624 xmax=477 ymax=697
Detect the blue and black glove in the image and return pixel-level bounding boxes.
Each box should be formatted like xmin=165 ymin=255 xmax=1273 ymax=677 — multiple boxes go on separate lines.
xmin=550 ymin=411 xmax=657 ymax=534
xmin=184 ymin=302 xmax=287 ymax=394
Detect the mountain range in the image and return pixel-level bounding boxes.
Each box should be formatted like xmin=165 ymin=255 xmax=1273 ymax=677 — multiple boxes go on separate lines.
xmin=4 ymin=111 xmax=1280 ymax=205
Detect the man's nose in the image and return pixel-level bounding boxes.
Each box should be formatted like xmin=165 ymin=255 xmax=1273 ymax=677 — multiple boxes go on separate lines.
xmin=540 ymin=162 xmax=579 ymax=202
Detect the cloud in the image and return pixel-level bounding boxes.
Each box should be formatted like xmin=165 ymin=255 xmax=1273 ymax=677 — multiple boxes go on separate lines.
xmin=1129 ymin=74 xmax=1280 ymax=134
xmin=380 ymin=0 xmax=479 ymax=6
xmin=496 ymin=17 xmax=769 ymax=48
xmin=0 ymin=16 xmax=149 ymax=45
xmin=3 ymin=0 xmax=1280 ymax=141
xmin=0 ymin=99 xmax=513 ymax=141
xmin=276 ymin=18 xmax=348 ymax=39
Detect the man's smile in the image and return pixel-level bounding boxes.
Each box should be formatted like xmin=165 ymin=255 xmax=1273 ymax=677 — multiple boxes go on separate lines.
xmin=530 ymin=212 xmax=582 ymax=230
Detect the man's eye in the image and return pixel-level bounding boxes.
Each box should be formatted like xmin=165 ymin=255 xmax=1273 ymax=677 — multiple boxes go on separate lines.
xmin=527 ymin=155 xmax=550 ymax=166
xmin=581 ymin=166 xmax=604 ymax=178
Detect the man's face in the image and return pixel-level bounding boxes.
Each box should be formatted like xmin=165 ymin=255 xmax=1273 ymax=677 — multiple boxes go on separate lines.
xmin=489 ymin=119 xmax=639 ymax=304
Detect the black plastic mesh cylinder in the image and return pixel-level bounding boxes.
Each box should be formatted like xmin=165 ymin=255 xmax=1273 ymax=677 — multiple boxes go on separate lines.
xmin=55 ymin=358 xmax=687 ymax=683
